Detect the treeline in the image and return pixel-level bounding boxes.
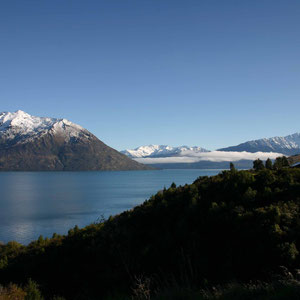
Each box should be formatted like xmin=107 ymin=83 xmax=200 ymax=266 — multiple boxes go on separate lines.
xmin=252 ymin=156 xmax=290 ymax=171
xmin=1 ymin=165 xmax=300 ymax=299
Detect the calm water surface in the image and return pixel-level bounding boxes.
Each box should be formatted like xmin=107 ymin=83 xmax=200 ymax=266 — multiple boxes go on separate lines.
xmin=0 ymin=169 xmax=222 ymax=244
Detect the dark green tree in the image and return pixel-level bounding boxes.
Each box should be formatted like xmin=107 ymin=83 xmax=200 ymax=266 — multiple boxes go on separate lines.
xmin=265 ymin=158 xmax=273 ymax=170
xmin=230 ymin=162 xmax=236 ymax=172
xmin=253 ymin=159 xmax=265 ymax=171
xmin=25 ymin=279 xmax=43 ymax=300
xmin=282 ymin=156 xmax=290 ymax=167
xmin=273 ymin=156 xmax=289 ymax=169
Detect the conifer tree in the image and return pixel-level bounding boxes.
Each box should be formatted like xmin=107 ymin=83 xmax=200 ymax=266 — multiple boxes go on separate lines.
xmin=230 ymin=162 xmax=236 ymax=172
xmin=273 ymin=156 xmax=289 ymax=169
xmin=253 ymin=159 xmax=265 ymax=171
xmin=265 ymin=158 xmax=273 ymax=170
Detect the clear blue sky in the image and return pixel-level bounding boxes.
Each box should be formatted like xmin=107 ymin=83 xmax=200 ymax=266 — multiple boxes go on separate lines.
xmin=1 ymin=0 xmax=299 ymax=150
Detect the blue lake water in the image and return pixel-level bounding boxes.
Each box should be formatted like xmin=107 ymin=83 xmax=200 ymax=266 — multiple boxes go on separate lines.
xmin=0 ymin=169 xmax=222 ymax=244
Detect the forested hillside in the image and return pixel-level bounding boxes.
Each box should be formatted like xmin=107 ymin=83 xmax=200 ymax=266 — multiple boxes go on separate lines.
xmin=1 ymin=165 xmax=300 ymax=299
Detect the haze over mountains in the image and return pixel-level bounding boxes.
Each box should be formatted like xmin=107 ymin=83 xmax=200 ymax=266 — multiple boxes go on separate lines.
xmin=0 ymin=110 xmax=149 ymax=171
xmin=122 ymin=132 xmax=300 ymax=168
xmin=123 ymin=148 xmax=283 ymax=169
xmin=123 ymin=133 xmax=300 ymax=159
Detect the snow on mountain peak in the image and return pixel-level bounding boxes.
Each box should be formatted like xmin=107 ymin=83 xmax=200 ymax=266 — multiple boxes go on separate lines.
xmin=218 ymin=132 xmax=300 ymax=155
xmin=121 ymin=144 xmax=209 ymax=158
xmin=1 ymin=110 xmax=57 ymax=132
xmin=0 ymin=110 xmax=88 ymax=143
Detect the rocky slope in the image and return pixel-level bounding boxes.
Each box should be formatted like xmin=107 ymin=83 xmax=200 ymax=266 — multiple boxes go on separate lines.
xmin=0 ymin=110 xmax=149 ymax=171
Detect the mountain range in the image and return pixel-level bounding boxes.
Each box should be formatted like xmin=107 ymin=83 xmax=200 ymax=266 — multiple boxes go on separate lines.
xmin=219 ymin=133 xmax=300 ymax=156
xmin=121 ymin=145 xmax=209 ymax=158
xmin=1 ymin=110 xmax=299 ymax=171
xmin=0 ymin=110 xmax=149 ymax=171
xmin=123 ymin=132 xmax=300 ymax=159
xmin=121 ymin=133 xmax=300 ymax=169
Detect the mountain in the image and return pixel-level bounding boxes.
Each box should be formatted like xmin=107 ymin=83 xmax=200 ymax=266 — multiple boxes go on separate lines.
xmin=219 ymin=133 xmax=300 ymax=156
xmin=0 ymin=110 xmax=149 ymax=171
xmin=121 ymin=144 xmax=209 ymax=158
xmin=122 ymin=144 xmax=284 ymax=169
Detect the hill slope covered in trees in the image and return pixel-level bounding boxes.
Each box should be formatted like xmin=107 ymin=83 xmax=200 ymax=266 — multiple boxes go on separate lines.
xmin=1 ymin=166 xmax=300 ymax=299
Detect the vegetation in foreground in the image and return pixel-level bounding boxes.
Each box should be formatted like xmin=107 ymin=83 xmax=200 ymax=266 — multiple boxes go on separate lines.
xmin=1 ymin=279 xmax=300 ymax=300
xmin=0 ymin=157 xmax=300 ymax=299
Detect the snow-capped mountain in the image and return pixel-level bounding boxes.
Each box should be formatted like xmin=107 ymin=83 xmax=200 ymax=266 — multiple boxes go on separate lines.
xmin=0 ymin=110 xmax=149 ymax=171
xmin=122 ymin=144 xmax=283 ymax=169
xmin=0 ymin=110 xmax=90 ymax=144
xmin=121 ymin=145 xmax=209 ymax=158
xmin=219 ymin=133 xmax=300 ymax=156
xmin=122 ymin=141 xmax=285 ymax=169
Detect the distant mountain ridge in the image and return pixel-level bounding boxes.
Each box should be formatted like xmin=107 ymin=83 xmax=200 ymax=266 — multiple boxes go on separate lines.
xmin=0 ymin=110 xmax=149 ymax=171
xmin=123 ymin=132 xmax=300 ymax=160
xmin=121 ymin=145 xmax=209 ymax=158
xmin=219 ymin=133 xmax=300 ymax=156
xmin=122 ymin=133 xmax=298 ymax=169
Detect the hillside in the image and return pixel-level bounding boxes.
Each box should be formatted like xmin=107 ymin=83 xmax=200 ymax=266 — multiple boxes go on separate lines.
xmin=1 ymin=167 xmax=300 ymax=299
xmin=0 ymin=111 xmax=149 ymax=171
xmin=288 ymin=154 xmax=300 ymax=167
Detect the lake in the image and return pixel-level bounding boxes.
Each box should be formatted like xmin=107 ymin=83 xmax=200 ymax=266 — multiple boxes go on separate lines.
xmin=0 ymin=169 xmax=222 ymax=244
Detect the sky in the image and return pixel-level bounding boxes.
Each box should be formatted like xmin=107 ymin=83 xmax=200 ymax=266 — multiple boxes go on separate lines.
xmin=0 ymin=0 xmax=299 ymax=151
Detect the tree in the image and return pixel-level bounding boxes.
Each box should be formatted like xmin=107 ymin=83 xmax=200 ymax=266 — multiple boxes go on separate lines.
xmin=282 ymin=156 xmax=290 ymax=167
xmin=253 ymin=159 xmax=265 ymax=171
xmin=25 ymin=279 xmax=43 ymax=300
xmin=265 ymin=158 xmax=273 ymax=170
xmin=230 ymin=162 xmax=236 ymax=172
xmin=273 ymin=156 xmax=289 ymax=169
